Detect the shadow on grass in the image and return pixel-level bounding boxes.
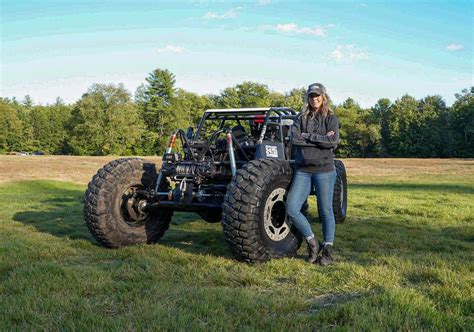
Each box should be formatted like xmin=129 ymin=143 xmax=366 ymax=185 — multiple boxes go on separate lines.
xmin=161 ymin=223 xmax=232 ymax=258
xmin=12 ymin=180 xmax=473 ymax=264
xmin=13 ymin=186 xmax=91 ymax=241
xmin=12 ymin=184 xmax=231 ymax=258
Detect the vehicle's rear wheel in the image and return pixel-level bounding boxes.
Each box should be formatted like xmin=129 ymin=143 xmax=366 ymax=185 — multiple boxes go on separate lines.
xmin=84 ymin=158 xmax=173 ymax=247
xmin=333 ymin=159 xmax=348 ymax=223
xmin=222 ymin=159 xmax=303 ymax=263
xmin=317 ymin=159 xmax=348 ymax=224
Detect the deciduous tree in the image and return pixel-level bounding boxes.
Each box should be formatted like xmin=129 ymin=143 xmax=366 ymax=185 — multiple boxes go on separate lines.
xmin=0 ymin=99 xmax=23 ymax=152
xmin=69 ymin=84 xmax=144 ymax=155
xmin=451 ymin=87 xmax=474 ymax=157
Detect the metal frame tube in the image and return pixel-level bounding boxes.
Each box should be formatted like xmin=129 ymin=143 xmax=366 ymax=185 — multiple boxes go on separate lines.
xmin=226 ymin=130 xmax=237 ymax=177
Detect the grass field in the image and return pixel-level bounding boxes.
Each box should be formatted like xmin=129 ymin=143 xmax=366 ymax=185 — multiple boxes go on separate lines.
xmin=0 ymin=156 xmax=473 ymax=330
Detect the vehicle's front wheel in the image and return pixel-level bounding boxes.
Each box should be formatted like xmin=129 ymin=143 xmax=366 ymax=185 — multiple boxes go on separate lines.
xmin=84 ymin=158 xmax=173 ymax=247
xmin=222 ymin=159 xmax=303 ymax=263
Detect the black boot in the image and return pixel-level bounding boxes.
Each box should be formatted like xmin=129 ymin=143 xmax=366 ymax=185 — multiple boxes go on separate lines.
xmin=306 ymin=237 xmax=319 ymax=263
xmin=316 ymin=244 xmax=334 ymax=266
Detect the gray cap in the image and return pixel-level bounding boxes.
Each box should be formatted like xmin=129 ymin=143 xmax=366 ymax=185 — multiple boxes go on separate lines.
xmin=306 ymin=83 xmax=327 ymax=97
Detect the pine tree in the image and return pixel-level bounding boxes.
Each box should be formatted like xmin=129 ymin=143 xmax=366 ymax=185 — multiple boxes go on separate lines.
xmin=140 ymin=69 xmax=177 ymax=154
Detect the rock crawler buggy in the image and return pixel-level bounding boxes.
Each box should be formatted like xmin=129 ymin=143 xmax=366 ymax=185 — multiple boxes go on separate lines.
xmin=84 ymin=107 xmax=348 ymax=262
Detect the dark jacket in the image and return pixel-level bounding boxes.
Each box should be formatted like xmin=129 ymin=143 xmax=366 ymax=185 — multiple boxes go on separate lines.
xmin=291 ymin=112 xmax=340 ymax=173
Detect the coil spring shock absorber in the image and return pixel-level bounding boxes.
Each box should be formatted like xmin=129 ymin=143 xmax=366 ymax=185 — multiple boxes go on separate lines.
xmin=155 ymin=131 xmax=178 ymax=192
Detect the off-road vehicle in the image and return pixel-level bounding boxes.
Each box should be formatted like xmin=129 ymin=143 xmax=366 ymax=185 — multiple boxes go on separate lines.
xmin=84 ymin=107 xmax=348 ymax=262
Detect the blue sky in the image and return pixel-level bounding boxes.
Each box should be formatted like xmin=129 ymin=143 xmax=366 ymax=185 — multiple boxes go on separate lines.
xmin=1 ymin=0 xmax=472 ymax=107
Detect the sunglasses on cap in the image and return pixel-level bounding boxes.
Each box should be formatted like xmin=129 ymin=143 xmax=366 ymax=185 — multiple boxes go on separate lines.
xmin=308 ymin=93 xmax=321 ymax=98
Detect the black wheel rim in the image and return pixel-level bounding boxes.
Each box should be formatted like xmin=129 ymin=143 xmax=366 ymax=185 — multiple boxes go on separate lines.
xmin=120 ymin=184 xmax=148 ymax=227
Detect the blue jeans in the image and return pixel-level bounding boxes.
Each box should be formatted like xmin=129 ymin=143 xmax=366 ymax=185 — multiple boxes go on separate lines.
xmin=286 ymin=170 xmax=337 ymax=243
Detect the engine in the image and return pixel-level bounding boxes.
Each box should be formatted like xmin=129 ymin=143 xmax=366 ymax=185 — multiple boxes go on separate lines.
xmin=161 ymin=154 xmax=231 ymax=183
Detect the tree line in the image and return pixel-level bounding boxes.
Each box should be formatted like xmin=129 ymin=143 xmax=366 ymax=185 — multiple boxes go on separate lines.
xmin=1 ymin=68 xmax=473 ymax=157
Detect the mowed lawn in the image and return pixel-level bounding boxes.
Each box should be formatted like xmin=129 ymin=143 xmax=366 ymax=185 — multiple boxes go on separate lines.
xmin=0 ymin=156 xmax=472 ymax=330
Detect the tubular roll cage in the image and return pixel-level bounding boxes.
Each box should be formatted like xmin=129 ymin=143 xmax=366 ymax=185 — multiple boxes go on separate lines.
xmin=195 ymin=107 xmax=297 ymax=144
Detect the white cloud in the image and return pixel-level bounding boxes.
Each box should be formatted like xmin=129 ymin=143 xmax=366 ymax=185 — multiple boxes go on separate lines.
xmin=258 ymin=0 xmax=271 ymax=5
xmin=446 ymin=44 xmax=464 ymax=52
xmin=360 ymin=3 xmax=368 ymax=7
xmin=330 ymin=47 xmax=344 ymax=61
xmin=203 ymin=8 xmax=239 ymax=20
xmin=274 ymin=22 xmax=329 ymax=37
xmin=329 ymin=45 xmax=368 ymax=62
xmin=276 ymin=23 xmax=298 ymax=32
xmin=157 ymin=45 xmax=185 ymax=54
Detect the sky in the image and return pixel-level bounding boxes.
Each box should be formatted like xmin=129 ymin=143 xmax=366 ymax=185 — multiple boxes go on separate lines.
xmin=1 ymin=0 xmax=473 ymax=107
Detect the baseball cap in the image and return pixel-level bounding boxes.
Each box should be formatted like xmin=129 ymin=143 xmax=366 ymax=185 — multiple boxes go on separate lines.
xmin=306 ymin=83 xmax=327 ymax=97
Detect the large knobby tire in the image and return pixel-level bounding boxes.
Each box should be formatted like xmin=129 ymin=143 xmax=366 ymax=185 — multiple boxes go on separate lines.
xmin=333 ymin=159 xmax=348 ymax=223
xmin=222 ymin=159 xmax=303 ymax=263
xmin=84 ymin=158 xmax=173 ymax=248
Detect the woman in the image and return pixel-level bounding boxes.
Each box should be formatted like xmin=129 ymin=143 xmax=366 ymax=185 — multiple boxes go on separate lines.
xmin=287 ymin=83 xmax=339 ymax=265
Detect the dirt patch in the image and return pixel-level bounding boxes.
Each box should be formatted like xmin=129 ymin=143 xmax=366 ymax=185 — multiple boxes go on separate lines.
xmin=0 ymin=156 xmax=162 ymax=184
xmin=0 ymin=156 xmax=472 ymax=185
xmin=343 ymin=158 xmax=474 ymax=178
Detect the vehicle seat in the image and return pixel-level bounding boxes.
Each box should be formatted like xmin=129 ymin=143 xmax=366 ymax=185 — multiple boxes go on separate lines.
xmin=231 ymin=125 xmax=254 ymax=147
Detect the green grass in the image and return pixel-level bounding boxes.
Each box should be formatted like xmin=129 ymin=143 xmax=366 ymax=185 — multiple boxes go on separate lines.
xmin=0 ymin=170 xmax=473 ymax=330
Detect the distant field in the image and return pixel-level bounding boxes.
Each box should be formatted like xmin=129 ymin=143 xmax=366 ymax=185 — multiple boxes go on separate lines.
xmin=0 ymin=155 xmax=163 ymax=184
xmin=0 ymin=156 xmax=473 ymax=330
xmin=0 ymin=155 xmax=471 ymax=184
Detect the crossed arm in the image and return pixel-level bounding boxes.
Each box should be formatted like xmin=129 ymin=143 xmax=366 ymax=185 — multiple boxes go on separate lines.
xmin=291 ymin=115 xmax=339 ymax=149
